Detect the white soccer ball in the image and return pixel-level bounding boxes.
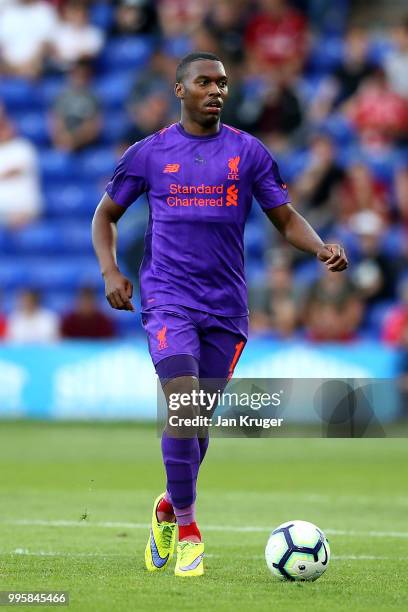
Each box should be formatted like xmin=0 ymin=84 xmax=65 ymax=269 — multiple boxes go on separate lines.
xmin=265 ymin=520 xmax=330 ymax=581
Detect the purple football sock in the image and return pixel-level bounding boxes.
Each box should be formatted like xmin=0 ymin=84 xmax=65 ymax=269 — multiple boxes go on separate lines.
xmin=161 ymin=432 xmax=200 ymax=508
xmin=198 ymin=435 xmax=209 ymax=464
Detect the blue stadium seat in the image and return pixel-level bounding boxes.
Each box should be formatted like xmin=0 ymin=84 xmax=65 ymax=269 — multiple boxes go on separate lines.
xmin=44 ymin=183 xmax=100 ymax=217
xmin=9 ymin=222 xmax=62 ymax=254
xmin=100 ymin=36 xmax=154 ymax=70
xmin=78 ymin=148 xmax=117 ymax=180
xmin=5 ymin=256 xmax=102 ymax=290
xmin=0 ymin=260 xmax=28 ymax=290
xmin=90 ymin=1 xmax=114 ymax=30
xmin=364 ymin=300 xmax=395 ymax=337
xmin=318 ymin=114 xmax=356 ymax=147
xmin=95 ymin=71 xmax=134 ymax=109
xmin=42 ymin=290 xmax=79 ymax=313
xmin=0 ymin=78 xmax=41 ymax=111
xmin=368 ymin=37 xmax=394 ymax=65
xmin=8 ymin=220 xmax=93 ymax=255
xmin=306 ymin=36 xmax=344 ymax=74
xmin=12 ymin=111 xmax=49 ymax=146
xmin=276 ymin=149 xmax=309 ymax=183
xmin=245 ymin=222 xmax=267 ymax=261
xmin=100 ymin=111 xmax=130 ymax=144
xmin=38 ymin=77 xmax=65 ymax=108
xmin=39 ymin=149 xmax=78 ymax=182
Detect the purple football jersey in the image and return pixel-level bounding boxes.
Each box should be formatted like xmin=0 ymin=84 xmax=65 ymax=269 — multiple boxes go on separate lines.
xmin=106 ymin=122 xmax=289 ymax=316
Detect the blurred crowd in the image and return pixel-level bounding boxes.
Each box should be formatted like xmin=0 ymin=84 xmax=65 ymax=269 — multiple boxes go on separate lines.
xmin=0 ymin=0 xmax=407 ymax=369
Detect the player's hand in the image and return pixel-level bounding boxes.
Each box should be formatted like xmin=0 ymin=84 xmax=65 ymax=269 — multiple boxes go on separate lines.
xmin=104 ymin=269 xmax=135 ymax=311
xmin=316 ymin=244 xmax=348 ymax=272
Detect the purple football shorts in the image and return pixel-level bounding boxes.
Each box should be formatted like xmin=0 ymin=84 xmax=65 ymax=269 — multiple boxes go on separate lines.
xmin=141 ymin=305 xmax=248 ymax=382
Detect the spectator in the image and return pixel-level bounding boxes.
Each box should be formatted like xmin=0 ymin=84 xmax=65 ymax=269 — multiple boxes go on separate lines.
xmin=304 ymin=273 xmax=363 ymax=342
xmin=126 ymin=89 xmax=170 ymax=143
xmin=49 ymin=59 xmax=101 ymax=152
xmin=0 ymin=109 xmax=42 ymax=228
xmin=50 ymin=0 xmax=104 ymax=70
xmin=6 ymin=290 xmax=59 ymax=343
xmin=384 ymin=18 xmax=408 ymax=99
xmin=338 ymin=162 xmax=389 ymax=224
xmin=310 ymin=27 xmax=377 ymax=121
xmin=0 ymin=296 xmax=6 ymax=339
xmin=112 ymin=0 xmax=158 ymax=36
xmin=249 ymin=251 xmax=299 ymax=336
xmin=0 ymin=0 xmax=57 ymax=78
xmin=292 ymin=132 xmax=344 ymax=229
xmin=205 ymin=0 xmax=249 ymax=64
xmin=61 ymin=286 xmax=116 ymax=339
xmin=382 ymin=279 xmax=408 ymax=345
xmin=253 ymin=72 xmax=303 ymax=150
xmin=245 ymin=0 xmax=308 ymax=77
xmin=346 ymin=68 xmax=408 ymax=145
xmin=395 ymin=166 xmax=408 ymax=228
xmin=124 ymin=49 xmax=176 ymax=142
xmin=348 ymin=211 xmax=399 ymax=306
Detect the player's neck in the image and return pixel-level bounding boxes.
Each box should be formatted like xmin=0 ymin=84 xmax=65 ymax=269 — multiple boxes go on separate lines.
xmin=179 ymin=115 xmax=221 ymax=137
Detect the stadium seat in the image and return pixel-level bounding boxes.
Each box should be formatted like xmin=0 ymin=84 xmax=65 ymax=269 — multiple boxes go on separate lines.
xmin=0 ymin=260 xmax=28 ymax=290
xmin=90 ymin=1 xmax=114 ymax=30
xmin=0 ymin=78 xmax=41 ymax=111
xmin=12 ymin=111 xmax=49 ymax=146
xmin=78 ymin=148 xmax=117 ymax=180
xmin=95 ymin=71 xmax=134 ymax=109
xmin=44 ymin=183 xmax=100 ymax=217
xmin=276 ymin=149 xmax=309 ymax=183
xmin=368 ymin=37 xmax=394 ymax=65
xmin=38 ymin=77 xmax=66 ymax=108
xmin=364 ymin=300 xmax=395 ymax=337
xmin=100 ymin=36 xmax=154 ymax=71
xmin=39 ymin=149 xmax=78 ymax=182
xmin=100 ymin=111 xmax=130 ymax=144
xmin=318 ymin=114 xmax=356 ymax=147
xmin=8 ymin=220 xmax=93 ymax=255
xmin=2 ymin=256 xmax=101 ymax=291
xmin=245 ymin=221 xmax=267 ymax=261
xmin=41 ymin=290 xmax=75 ymax=314
xmin=306 ymin=36 xmax=344 ymax=75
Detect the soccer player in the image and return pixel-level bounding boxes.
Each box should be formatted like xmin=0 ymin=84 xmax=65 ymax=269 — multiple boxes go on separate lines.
xmin=92 ymin=52 xmax=348 ymax=577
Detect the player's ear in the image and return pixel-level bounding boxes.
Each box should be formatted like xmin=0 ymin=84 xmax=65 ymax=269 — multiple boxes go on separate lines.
xmin=174 ymin=82 xmax=185 ymax=99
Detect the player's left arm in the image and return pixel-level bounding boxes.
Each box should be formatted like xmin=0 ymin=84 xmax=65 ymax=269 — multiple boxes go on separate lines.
xmin=265 ymin=203 xmax=348 ymax=272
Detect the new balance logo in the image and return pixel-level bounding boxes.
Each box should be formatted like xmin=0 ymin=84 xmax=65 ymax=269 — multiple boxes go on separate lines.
xmin=163 ymin=163 xmax=180 ymax=173
xmin=228 ymin=156 xmax=240 ymax=180
xmin=226 ymin=184 xmax=238 ymax=206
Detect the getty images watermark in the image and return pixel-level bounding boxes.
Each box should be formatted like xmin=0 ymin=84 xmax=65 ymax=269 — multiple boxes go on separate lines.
xmin=157 ymin=378 xmax=408 ymax=438
xmin=167 ymin=388 xmax=284 ymax=430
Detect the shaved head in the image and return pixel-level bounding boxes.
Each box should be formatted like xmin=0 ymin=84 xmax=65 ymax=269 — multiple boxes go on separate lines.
xmin=176 ymin=52 xmax=221 ymax=83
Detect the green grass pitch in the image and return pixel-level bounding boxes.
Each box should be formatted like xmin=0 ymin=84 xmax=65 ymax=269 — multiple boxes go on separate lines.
xmin=0 ymin=421 xmax=407 ymax=611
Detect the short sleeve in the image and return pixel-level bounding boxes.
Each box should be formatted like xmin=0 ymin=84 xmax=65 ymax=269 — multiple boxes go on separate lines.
xmin=105 ymin=142 xmax=148 ymax=208
xmin=252 ymin=141 xmax=290 ymax=211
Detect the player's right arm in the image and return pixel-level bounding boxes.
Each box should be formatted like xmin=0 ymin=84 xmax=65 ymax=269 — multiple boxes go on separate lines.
xmin=92 ymin=193 xmax=135 ymax=312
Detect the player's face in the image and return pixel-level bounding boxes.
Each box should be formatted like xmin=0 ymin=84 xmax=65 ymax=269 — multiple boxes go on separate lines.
xmin=177 ymin=60 xmax=228 ymax=127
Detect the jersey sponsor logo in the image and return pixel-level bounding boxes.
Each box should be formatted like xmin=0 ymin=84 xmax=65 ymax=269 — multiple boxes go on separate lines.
xmin=163 ymin=163 xmax=180 ymax=173
xmin=226 ymin=184 xmax=238 ymax=206
xmin=157 ymin=325 xmax=168 ymax=350
xmin=227 ymin=156 xmax=240 ymax=180
xmin=165 ymin=183 xmax=240 ymax=208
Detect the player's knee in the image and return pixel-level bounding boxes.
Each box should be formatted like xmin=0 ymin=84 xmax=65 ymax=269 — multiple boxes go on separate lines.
xmin=164 ymin=375 xmax=200 ymax=420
